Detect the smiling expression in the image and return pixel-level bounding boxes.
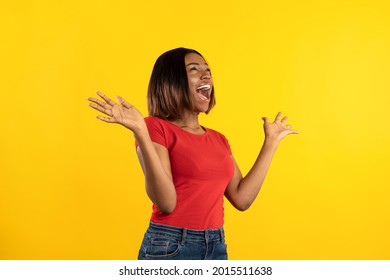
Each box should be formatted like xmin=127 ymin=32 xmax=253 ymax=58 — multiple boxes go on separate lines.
xmin=185 ymin=53 xmax=213 ymax=113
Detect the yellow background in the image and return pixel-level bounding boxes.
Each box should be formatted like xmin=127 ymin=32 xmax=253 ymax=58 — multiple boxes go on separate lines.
xmin=1 ymin=0 xmax=389 ymax=259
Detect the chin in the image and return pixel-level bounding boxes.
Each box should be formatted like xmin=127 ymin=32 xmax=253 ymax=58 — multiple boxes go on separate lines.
xmin=194 ymin=105 xmax=209 ymax=113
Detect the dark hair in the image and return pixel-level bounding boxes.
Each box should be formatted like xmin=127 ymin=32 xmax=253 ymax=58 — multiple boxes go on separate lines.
xmin=147 ymin=47 xmax=216 ymax=120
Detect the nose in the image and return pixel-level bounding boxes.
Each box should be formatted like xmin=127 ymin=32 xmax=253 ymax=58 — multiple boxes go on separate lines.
xmin=201 ymin=70 xmax=211 ymax=80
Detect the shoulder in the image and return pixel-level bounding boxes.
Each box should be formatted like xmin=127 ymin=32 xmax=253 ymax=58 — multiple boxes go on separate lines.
xmin=144 ymin=116 xmax=165 ymax=125
xmin=206 ymin=126 xmax=228 ymax=138
xmin=144 ymin=116 xmax=177 ymax=139
xmin=205 ymin=127 xmax=232 ymax=154
xmin=143 ymin=116 xmax=174 ymax=148
xmin=205 ymin=127 xmax=230 ymax=143
xmin=144 ymin=116 xmax=172 ymax=130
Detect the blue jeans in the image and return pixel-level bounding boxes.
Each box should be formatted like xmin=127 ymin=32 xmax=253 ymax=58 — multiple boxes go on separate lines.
xmin=138 ymin=222 xmax=228 ymax=260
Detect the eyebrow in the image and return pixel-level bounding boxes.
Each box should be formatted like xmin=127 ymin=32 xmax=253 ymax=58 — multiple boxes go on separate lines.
xmin=185 ymin=62 xmax=209 ymax=67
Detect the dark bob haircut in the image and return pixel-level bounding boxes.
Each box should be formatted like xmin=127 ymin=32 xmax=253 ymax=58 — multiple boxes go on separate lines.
xmin=147 ymin=47 xmax=216 ymax=120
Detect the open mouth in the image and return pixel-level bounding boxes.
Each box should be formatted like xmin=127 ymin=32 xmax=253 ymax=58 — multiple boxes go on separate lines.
xmin=196 ymin=85 xmax=211 ymax=101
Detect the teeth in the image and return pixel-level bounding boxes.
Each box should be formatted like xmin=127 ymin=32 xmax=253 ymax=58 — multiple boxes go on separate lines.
xmin=197 ymin=85 xmax=210 ymax=90
xmin=196 ymin=85 xmax=210 ymax=101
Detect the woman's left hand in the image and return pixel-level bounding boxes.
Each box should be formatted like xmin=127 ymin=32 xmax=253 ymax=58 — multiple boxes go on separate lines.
xmin=262 ymin=112 xmax=299 ymax=144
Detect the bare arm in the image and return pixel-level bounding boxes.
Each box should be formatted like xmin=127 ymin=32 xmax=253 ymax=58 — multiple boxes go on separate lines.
xmin=135 ymin=136 xmax=176 ymax=213
xmin=225 ymin=112 xmax=298 ymax=211
xmin=87 ymin=91 xmax=176 ymax=213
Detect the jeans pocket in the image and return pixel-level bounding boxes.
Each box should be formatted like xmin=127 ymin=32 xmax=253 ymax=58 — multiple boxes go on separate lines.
xmin=145 ymin=235 xmax=181 ymax=259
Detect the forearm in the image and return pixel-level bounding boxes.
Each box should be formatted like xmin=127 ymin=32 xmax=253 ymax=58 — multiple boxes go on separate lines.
xmin=236 ymin=138 xmax=279 ymax=209
xmin=226 ymin=112 xmax=297 ymax=211
xmin=135 ymin=130 xmax=176 ymax=213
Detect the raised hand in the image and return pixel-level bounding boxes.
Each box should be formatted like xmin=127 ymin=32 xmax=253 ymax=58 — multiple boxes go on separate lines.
xmin=87 ymin=91 xmax=146 ymax=133
xmin=262 ymin=112 xmax=299 ymax=143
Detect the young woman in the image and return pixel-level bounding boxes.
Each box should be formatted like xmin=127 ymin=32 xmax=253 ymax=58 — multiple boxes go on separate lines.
xmin=87 ymin=48 xmax=298 ymax=260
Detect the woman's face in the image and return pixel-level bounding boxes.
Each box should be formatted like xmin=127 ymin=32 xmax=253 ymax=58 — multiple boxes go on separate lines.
xmin=185 ymin=53 xmax=213 ymax=113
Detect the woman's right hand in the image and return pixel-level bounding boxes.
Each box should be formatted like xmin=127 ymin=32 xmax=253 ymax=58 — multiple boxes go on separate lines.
xmin=87 ymin=91 xmax=146 ymax=134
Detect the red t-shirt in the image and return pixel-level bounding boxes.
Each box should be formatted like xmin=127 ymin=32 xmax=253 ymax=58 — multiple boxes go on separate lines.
xmin=138 ymin=116 xmax=235 ymax=230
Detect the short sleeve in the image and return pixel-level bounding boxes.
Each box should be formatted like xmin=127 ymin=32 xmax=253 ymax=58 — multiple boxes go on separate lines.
xmin=221 ymin=134 xmax=232 ymax=155
xmin=135 ymin=116 xmax=168 ymax=149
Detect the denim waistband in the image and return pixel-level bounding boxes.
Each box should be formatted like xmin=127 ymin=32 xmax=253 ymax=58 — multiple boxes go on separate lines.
xmin=147 ymin=222 xmax=225 ymax=244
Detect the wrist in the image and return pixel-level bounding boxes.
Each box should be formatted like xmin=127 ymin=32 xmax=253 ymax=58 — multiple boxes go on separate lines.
xmin=132 ymin=123 xmax=149 ymax=141
xmin=263 ymin=136 xmax=280 ymax=149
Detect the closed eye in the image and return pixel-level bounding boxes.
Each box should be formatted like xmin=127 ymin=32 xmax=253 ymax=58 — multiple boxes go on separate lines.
xmin=186 ymin=64 xmax=211 ymax=74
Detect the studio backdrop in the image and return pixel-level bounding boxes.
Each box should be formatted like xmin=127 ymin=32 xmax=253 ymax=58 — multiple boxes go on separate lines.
xmin=1 ymin=0 xmax=389 ymax=259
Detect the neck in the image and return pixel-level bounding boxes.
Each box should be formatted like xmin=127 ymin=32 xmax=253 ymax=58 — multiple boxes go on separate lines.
xmin=173 ymin=111 xmax=200 ymax=129
xmin=171 ymin=111 xmax=205 ymax=134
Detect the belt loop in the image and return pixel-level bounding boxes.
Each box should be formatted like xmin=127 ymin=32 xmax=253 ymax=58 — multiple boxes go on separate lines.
xmin=181 ymin=228 xmax=187 ymax=245
xmin=219 ymin=228 xmax=225 ymax=243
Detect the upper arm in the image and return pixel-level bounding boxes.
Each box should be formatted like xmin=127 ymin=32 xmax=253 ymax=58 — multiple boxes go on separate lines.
xmin=136 ymin=142 xmax=173 ymax=180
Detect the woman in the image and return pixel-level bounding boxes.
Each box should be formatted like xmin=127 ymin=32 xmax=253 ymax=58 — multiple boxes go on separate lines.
xmin=87 ymin=47 xmax=298 ymax=260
